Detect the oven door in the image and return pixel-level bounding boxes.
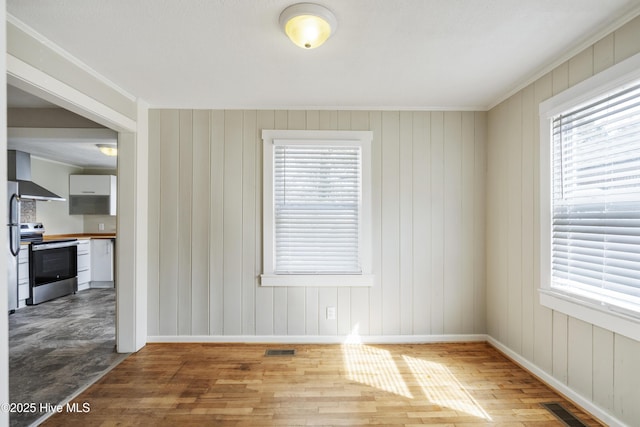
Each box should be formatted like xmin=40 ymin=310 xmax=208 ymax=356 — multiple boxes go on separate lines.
xmin=31 ymin=242 xmax=78 ymax=286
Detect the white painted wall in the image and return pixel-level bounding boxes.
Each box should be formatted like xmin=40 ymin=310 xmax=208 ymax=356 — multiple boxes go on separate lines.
xmin=30 ymin=157 xmax=84 ymax=234
xmin=147 ymin=110 xmax=487 ymax=339
xmin=486 ymin=15 xmax=640 ymax=426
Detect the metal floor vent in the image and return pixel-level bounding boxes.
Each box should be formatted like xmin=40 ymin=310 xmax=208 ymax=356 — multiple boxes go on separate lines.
xmin=541 ymin=403 xmax=587 ymax=427
xmin=265 ymin=349 xmax=296 ymax=357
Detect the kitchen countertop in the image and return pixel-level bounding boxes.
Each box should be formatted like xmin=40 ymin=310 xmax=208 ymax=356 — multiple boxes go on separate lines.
xmin=44 ymin=234 xmax=116 ymax=240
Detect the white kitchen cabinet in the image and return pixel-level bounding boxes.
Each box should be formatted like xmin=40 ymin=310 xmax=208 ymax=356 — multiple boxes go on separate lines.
xmin=69 ymin=175 xmax=117 ymax=215
xmin=69 ymin=175 xmax=115 ymax=195
xmin=77 ymin=239 xmax=91 ymax=291
xmin=91 ymin=239 xmax=114 ymax=288
xmin=17 ymin=247 xmax=29 ymax=308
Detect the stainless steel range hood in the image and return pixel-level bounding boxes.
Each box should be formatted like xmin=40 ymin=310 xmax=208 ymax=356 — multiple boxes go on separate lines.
xmin=8 ymin=150 xmax=66 ymax=201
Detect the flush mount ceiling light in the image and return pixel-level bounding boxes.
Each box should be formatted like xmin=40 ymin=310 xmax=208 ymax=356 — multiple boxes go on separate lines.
xmin=97 ymin=143 xmax=117 ymax=157
xmin=279 ymin=3 xmax=337 ymax=49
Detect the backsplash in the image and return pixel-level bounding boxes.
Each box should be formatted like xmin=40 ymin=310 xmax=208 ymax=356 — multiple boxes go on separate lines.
xmin=20 ymin=200 xmax=36 ymax=223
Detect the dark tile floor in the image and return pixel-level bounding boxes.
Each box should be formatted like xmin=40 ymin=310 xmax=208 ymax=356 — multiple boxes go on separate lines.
xmin=8 ymin=288 xmax=129 ymax=426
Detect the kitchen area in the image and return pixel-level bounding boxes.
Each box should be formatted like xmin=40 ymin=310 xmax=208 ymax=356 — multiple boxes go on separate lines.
xmin=6 ymin=86 xmax=122 ymax=426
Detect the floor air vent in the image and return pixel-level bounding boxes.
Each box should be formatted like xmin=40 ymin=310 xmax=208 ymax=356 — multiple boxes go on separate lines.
xmin=541 ymin=403 xmax=587 ymax=427
xmin=265 ymin=349 xmax=296 ymax=357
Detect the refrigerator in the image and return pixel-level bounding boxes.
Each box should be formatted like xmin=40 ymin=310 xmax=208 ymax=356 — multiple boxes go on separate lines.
xmin=7 ymin=181 xmax=20 ymax=313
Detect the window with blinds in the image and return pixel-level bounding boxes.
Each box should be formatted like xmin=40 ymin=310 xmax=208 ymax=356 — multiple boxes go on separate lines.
xmin=551 ymin=80 xmax=640 ymax=306
xmin=274 ymin=144 xmax=361 ymax=274
xmin=261 ymin=129 xmax=373 ymax=287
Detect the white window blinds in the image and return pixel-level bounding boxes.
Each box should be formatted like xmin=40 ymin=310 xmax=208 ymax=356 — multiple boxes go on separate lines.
xmin=552 ymin=81 xmax=640 ymax=302
xmin=274 ymin=143 xmax=362 ymax=274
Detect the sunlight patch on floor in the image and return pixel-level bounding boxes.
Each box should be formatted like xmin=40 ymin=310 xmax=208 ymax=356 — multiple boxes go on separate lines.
xmin=342 ymin=344 xmax=413 ymax=399
xmin=402 ymin=354 xmax=492 ymax=420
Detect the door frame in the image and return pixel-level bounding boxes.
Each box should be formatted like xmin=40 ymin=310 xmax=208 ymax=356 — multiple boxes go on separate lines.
xmin=6 ymin=52 xmax=148 ymax=354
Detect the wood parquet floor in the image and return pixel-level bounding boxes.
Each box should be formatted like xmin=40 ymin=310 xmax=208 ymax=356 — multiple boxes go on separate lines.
xmin=42 ymin=342 xmax=601 ymax=426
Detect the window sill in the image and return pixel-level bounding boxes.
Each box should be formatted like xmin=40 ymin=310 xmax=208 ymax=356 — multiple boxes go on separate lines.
xmin=260 ymin=274 xmax=374 ymax=287
xmin=539 ymin=288 xmax=640 ymax=342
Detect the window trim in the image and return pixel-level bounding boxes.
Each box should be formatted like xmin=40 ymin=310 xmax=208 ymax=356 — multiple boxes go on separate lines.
xmin=539 ymin=51 xmax=640 ymax=342
xmin=261 ymin=129 xmax=374 ymax=287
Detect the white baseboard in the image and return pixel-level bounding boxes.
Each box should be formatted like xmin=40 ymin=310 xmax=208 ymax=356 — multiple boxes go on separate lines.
xmin=487 ymin=336 xmax=626 ymax=427
xmin=146 ymin=334 xmax=488 ymax=345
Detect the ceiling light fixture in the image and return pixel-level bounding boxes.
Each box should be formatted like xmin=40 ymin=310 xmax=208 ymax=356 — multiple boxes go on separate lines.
xmin=279 ymin=3 xmax=337 ymax=49
xmin=97 ymin=143 xmax=118 ymax=157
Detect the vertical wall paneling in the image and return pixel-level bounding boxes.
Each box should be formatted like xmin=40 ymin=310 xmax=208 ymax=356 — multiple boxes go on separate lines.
xmin=191 ymin=110 xmax=210 ymax=335
xmin=614 ymin=15 xmax=640 ymax=63
xmin=552 ymin=311 xmax=568 ymax=384
xmin=520 ymin=85 xmax=535 ymax=360
xmin=318 ymin=110 xmax=338 ymax=129
xmin=486 ymin=106 xmax=500 ymax=338
xmin=368 ymin=111 xmax=384 ymax=336
xmin=158 ymin=109 xmax=179 ymax=335
xmin=496 ymin=101 xmax=509 ymax=344
xmin=350 ymin=111 xmax=369 ymax=131
xmin=568 ymin=47 xmax=594 ymax=87
xmin=337 ymin=287 xmax=351 ymax=335
xmin=381 ymin=111 xmax=401 ymax=335
xmin=430 ymin=112 xmax=445 ymax=334
xmin=473 ymin=112 xmax=487 ymax=334
xmin=178 ymin=110 xmax=193 ymax=335
xmin=552 ymin=62 xmax=569 ymax=95
xmin=486 ymin=17 xmax=640 ymax=425
xmin=149 ymin=108 xmax=487 ymax=341
xmin=306 ymin=110 xmax=320 ymax=129
xmin=443 ymin=112 xmax=462 ymax=334
xmin=210 ymin=111 xmax=225 ymax=335
xmin=567 ymin=317 xmax=592 ymax=399
xmin=305 ymin=287 xmax=319 ymax=335
xmin=613 ymin=334 xmax=640 ymax=422
xmin=412 ymin=112 xmax=431 ymax=335
xmin=593 ymin=34 xmax=614 ymax=74
xmin=592 ymin=327 xmax=614 ymax=412
xmin=532 ymin=72 xmax=554 ymax=374
xmin=147 ymin=109 xmax=161 ymax=336
xmin=223 ymin=111 xmax=244 ymax=335
xmin=337 ymin=110 xmax=351 ymax=130
xmin=506 ymin=94 xmax=523 ymax=352
xmin=498 ymin=100 xmax=509 ymax=345
xmin=255 ymin=110 xmax=275 ymax=335
xmin=399 ymin=111 xmax=414 ymax=335
xmin=242 ymin=110 xmax=257 ymax=335
xmin=460 ymin=112 xmax=475 ymax=333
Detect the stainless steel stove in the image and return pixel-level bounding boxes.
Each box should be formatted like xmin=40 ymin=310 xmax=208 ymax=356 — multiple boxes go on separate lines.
xmin=20 ymin=223 xmax=79 ymax=305
xmin=20 ymin=222 xmax=45 ymax=242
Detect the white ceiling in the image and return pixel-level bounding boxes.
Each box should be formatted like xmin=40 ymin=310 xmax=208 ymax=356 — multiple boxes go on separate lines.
xmin=7 ymin=126 xmax=118 ymax=170
xmin=6 ymin=86 xmax=117 ymax=169
xmin=7 ymin=0 xmax=640 ymax=111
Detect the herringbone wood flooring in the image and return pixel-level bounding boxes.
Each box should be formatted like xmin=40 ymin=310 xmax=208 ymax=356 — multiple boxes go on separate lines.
xmin=42 ymin=342 xmax=601 ymax=426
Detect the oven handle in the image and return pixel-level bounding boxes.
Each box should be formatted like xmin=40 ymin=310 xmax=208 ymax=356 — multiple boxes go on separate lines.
xmin=31 ymin=241 xmax=79 ymax=251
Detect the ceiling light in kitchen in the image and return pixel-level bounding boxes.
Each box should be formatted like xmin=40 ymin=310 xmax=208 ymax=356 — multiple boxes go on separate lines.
xmin=97 ymin=144 xmax=117 ymax=157
xmin=279 ymin=3 xmax=337 ymax=49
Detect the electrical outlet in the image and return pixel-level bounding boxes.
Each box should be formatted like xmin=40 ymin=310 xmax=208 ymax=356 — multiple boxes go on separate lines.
xmin=326 ymin=306 xmax=337 ymax=320
xmin=99 ymin=223 xmax=105 ymax=231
